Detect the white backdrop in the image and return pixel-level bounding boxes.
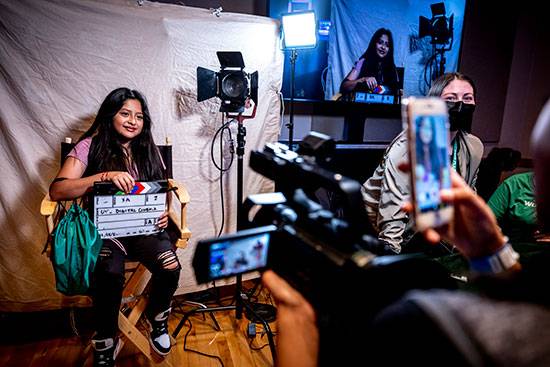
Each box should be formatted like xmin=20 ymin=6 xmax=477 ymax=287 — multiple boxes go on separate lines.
xmin=0 ymin=0 xmax=283 ymax=311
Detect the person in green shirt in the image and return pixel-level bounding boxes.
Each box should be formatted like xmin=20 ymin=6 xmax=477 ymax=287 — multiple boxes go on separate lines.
xmin=487 ymin=171 xmax=537 ymax=242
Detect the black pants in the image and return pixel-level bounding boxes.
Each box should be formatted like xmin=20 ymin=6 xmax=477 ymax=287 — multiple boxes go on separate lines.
xmin=91 ymin=231 xmax=181 ymax=339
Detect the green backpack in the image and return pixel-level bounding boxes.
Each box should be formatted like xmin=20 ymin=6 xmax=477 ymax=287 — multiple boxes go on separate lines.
xmin=52 ymin=202 xmax=103 ymax=295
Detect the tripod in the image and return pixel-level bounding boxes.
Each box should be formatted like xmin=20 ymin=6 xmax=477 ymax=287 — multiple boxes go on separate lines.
xmin=172 ymin=106 xmax=277 ymax=362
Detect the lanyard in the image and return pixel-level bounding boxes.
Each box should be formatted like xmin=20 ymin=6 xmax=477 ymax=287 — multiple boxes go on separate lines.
xmin=451 ymin=139 xmax=459 ymax=171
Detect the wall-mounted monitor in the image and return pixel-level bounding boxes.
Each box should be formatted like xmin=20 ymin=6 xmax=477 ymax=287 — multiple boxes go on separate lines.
xmin=270 ymin=0 xmax=467 ymax=105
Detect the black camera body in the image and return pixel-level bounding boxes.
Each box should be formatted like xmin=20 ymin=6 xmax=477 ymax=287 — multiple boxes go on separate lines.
xmin=251 ymin=136 xmax=454 ymax=298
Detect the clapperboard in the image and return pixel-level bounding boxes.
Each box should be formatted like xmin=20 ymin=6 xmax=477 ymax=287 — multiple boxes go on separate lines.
xmin=93 ymin=180 xmax=169 ymax=239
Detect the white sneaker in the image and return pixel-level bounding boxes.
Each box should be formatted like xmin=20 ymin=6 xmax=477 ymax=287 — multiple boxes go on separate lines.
xmin=146 ymin=308 xmax=172 ymax=356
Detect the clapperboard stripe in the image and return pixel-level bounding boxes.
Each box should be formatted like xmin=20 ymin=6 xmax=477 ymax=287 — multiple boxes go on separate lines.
xmin=94 ymin=180 xmax=168 ymax=195
xmin=131 ymin=181 xmax=163 ymax=194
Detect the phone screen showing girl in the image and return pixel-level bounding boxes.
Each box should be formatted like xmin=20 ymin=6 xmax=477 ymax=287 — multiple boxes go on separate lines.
xmin=414 ymin=115 xmax=451 ymax=213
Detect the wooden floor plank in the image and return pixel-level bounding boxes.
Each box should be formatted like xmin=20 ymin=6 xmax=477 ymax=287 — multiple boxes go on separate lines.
xmin=0 ymin=285 xmax=276 ymax=366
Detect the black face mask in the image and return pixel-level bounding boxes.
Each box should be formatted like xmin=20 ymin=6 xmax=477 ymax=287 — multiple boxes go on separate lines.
xmin=447 ymin=101 xmax=475 ymax=132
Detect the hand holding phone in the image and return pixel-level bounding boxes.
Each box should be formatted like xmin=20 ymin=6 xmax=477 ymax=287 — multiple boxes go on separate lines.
xmin=405 ymin=97 xmax=453 ymax=231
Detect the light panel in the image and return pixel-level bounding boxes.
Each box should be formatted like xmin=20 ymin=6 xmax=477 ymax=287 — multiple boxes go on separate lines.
xmin=281 ymin=11 xmax=317 ymax=49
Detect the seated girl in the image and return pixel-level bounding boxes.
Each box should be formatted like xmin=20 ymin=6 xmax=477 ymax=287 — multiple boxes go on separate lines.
xmin=50 ymin=87 xmax=180 ymax=367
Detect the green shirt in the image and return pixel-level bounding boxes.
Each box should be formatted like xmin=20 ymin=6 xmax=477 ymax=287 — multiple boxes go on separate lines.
xmin=488 ymin=172 xmax=537 ymax=242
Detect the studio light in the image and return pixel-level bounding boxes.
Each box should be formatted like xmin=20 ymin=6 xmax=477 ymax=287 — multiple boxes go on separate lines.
xmin=418 ymin=2 xmax=454 ymax=85
xmin=419 ymin=2 xmax=454 ymax=45
xmin=281 ymin=10 xmax=317 ymax=149
xmin=197 ymin=51 xmax=258 ymax=113
xmin=281 ymin=11 xmax=317 ymax=49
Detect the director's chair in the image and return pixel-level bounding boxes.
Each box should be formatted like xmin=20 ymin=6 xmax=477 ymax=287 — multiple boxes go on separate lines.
xmin=41 ymin=137 xmax=190 ymax=366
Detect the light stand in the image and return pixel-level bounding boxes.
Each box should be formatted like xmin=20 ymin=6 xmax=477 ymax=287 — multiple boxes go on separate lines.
xmin=287 ymin=49 xmax=298 ymax=149
xmin=281 ymin=10 xmax=317 ymax=150
xmin=434 ymin=46 xmax=447 ymax=79
xmin=235 ymin=111 xmax=249 ymax=320
xmin=172 ymin=105 xmax=277 ymax=363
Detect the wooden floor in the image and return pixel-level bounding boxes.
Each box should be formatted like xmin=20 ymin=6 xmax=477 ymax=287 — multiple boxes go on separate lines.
xmin=0 ymin=283 xmax=276 ymax=367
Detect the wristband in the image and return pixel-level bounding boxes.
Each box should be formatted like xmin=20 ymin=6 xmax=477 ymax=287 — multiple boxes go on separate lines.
xmin=470 ymin=240 xmax=520 ymax=274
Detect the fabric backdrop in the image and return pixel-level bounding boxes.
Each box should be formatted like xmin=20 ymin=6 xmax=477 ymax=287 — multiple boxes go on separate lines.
xmin=0 ymin=0 xmax=283 ymax=311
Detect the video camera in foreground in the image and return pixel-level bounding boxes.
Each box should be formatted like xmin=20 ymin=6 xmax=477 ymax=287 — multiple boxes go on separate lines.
xmin=193 ymin=132 xmax=456 ymax=364
xmin=194 ymin=131 xmax=454 ymax=307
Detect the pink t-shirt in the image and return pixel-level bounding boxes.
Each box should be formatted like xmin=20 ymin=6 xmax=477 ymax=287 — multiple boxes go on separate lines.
xmin=67 ymin=137 xmax=165 ymax=178
xmin=67 ymin=137 xmax=92 ymax=167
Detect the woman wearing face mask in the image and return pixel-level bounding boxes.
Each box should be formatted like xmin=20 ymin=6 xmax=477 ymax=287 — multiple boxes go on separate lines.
xmin=362 ymin=73 xmax=483 ymax=254
xmin=339 ymin=28 xmax=400 ymax=95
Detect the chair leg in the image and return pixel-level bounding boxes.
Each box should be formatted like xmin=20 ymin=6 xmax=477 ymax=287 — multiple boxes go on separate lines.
xmin=128 ymin=295 xmax=148 ymax=325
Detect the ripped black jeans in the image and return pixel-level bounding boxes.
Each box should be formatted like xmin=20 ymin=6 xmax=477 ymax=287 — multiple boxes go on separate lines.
xmin=91 ymin=231 xmax=181 ymax=339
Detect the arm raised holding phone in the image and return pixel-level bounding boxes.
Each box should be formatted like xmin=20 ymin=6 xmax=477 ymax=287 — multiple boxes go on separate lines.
xmin=403 ymin=168 xmax=509 ymax=260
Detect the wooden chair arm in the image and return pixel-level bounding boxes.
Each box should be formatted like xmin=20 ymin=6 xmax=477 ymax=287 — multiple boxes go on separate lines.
xmin=167 ymin=179 xmax=191 ymax=248
xmin=40 ymin=193 xmax=57 ymax=216
xmin=40 ymin=194 xmax=58 ymax=235
xmin=168 ymin=179 xmax=190 ymax=204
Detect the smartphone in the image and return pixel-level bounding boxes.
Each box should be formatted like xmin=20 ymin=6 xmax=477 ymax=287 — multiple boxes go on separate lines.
xmin=192 ymin=225 xmax=277 ymax=284
xmin=405 ymin=97 xmax=453 ymax=231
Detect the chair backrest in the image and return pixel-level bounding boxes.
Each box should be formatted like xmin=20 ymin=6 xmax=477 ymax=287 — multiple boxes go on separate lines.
xmin=476 ymin=147 xmax=522 ymax=201
xmin=60 ymin=138 xmax=173 ymax=179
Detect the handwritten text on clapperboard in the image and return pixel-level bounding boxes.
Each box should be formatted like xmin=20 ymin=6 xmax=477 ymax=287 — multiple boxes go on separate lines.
xmin=94 ymin=193 xmax=166 ymax=239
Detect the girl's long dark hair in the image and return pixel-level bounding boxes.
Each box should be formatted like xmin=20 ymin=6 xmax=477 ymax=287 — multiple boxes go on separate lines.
xmin=79 ymin=87 xmax=165 ymax=181
xmin=360 ymin=28 xmax=398 ymax=88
